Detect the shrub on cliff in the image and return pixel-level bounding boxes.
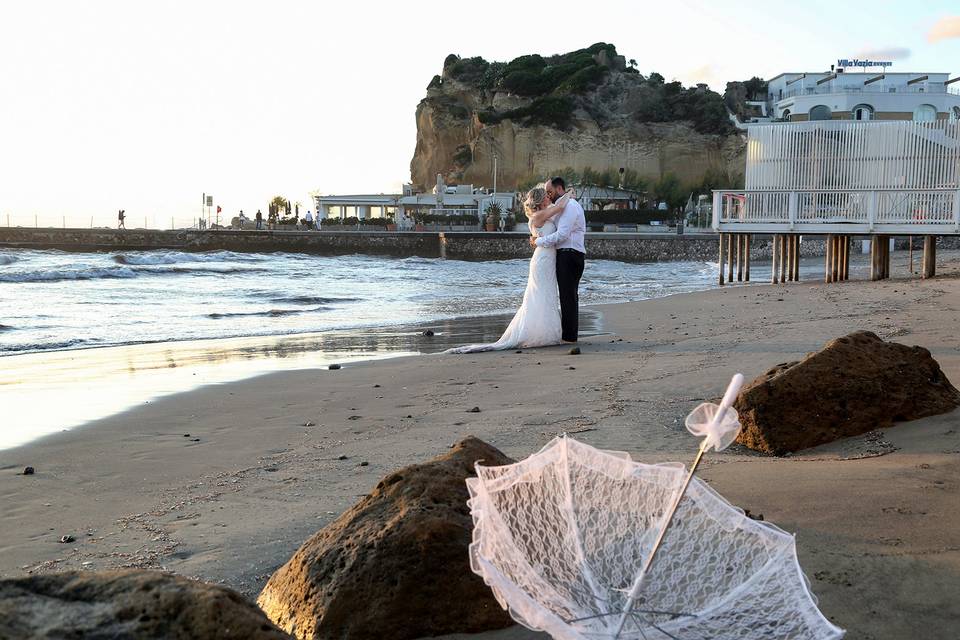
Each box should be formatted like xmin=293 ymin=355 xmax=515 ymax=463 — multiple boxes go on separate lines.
xmin=633 ymin=78 xmax=734 ymax=135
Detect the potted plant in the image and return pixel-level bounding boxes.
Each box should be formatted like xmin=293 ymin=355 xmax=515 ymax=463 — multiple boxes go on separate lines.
xmin=484 ymin=201 xmax=502 ymax=232
xmin=504 ymin=208 xmax=517 ymax=231
xmin=412 ymin=211 xmax=426 ymax=232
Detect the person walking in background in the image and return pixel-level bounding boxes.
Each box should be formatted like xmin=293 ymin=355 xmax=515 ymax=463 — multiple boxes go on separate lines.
xmin=118 ymin=209 xmax=125 ymax=229
xmin=304 ymin=210 xmax=313 ymax=230
xmin=255 ymin=210 xmax=263 ymax=230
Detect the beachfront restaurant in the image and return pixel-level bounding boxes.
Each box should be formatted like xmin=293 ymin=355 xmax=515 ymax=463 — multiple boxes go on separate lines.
xmin=313 ymin=185 xmax=515 ymax=224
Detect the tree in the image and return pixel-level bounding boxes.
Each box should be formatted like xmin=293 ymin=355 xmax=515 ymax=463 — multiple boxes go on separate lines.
xmin=652 ymin=174 xmax=687 ymax=214
xmin=268 ymin=195 xmax=290 ymax=219
xmin=628 ymin=58 xmax=638 ymax=68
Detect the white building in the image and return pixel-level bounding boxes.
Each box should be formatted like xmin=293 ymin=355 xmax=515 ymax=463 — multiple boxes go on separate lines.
xmin=766 ymin=70 xmax=960 ymax=123
xmin=311 ymin=182 xmax=515 ymax=222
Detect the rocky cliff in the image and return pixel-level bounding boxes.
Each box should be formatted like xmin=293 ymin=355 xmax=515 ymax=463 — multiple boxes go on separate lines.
xmin=411 ymin=44 xmax=746 ymax=192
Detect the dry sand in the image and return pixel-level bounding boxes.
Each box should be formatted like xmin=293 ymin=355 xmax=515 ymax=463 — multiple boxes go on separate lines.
xmin=2 ymin=256 xmax=959 ymax=640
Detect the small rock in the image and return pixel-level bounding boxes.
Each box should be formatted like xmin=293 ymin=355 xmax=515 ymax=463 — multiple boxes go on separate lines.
xmin=405 ymin=414 xmax=413 ymax=419
xmin=422 ymin=329 xmax=435 ymax=337
xmin=359 ymin=461 xmax=369 ymax=467
xmin=347 ymin=416 xmax=362 ymax=420
xmin=191 ymin=438 xmax=200 ymax=442
xmin=182 ymin=434 xmax=190 ymax=438
xmin=515 ymin=350 xmax=522 ymax=354
xmin=59 ymin=535 xmax=75 ymax=544
xmin=328 ymin=364 xmax=341 ymax=370
xmin=467 ymin=407 xmax=481 ymax=413
xmin=337 ymin=455 xmax=349 ymax=461
xmin=22 ymin=466 xmax=35 ymax=476
xmin=373 ymin=384 xmax=381 ymax=388
xmin=302 ymin=421 xmax=315 ymax=427
xmin=569 ymin=347 xmax=581 ymax=355
xmin=568 ymin=366 xmax=576 ymax=370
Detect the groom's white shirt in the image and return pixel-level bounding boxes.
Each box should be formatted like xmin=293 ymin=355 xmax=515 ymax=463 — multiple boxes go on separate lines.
xmin=535 ymin=196 xmax=586 ymax=254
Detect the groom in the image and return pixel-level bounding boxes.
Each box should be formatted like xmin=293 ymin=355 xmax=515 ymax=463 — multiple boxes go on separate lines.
xmin=530 ymin=176 xmax=586 ymax=343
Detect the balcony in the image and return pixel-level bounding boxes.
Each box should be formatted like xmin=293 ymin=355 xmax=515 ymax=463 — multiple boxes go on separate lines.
xmin=711 ymin=189 xmax=960 ymax=235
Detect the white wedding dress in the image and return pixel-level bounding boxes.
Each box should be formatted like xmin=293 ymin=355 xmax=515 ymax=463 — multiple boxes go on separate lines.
xmin=447 ymin=221 xmax=563 ymax=353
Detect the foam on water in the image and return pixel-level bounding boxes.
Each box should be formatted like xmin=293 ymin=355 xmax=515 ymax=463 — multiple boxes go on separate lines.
xmin=1 ymin=248 xmax=724 ymax=356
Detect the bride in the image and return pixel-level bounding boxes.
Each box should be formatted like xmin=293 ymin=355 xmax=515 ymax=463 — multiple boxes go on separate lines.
xmin=447 ymin=187 xmax=571 ymax=353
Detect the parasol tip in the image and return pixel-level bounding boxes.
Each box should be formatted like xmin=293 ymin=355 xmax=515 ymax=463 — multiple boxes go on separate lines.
xmin=719 ymin=373 xmax=744 ymax=412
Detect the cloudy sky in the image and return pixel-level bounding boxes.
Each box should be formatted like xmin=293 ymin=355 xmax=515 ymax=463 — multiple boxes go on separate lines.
xmin=1 ymin=0 xmax=958 ymax=227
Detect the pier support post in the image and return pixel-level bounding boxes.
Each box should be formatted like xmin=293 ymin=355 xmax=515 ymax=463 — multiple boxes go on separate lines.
xmin=793 ymin=235 xmax=800 ymax=282
xmin=737 ymin=233 xmax=744 ymax=282
xmin=745 ymin=235 xmax=751 ymax=281
xmin=840 ymin=236 xmax=849 ymax=281
xmin=727 ymin=234 xmax=734 ymax=284
xmin=771 ymin=235 xmax=779 ymax=284
xmin=784 ymin=235 xmax=793 ymax=282
xmin=883 ymin=237 xmax=891 ymax=279
xmin=825 ymin=235 xmax=833 ymax=283
xmin=923 ymin=235 xmax=937 ymax=279
xmin=779 ymin=235 xmax=787 ymax=283
xmin=870 ymin=236 xmax=881 ymax=281
xmin=718 ymin=233 xmax=725 ymax=285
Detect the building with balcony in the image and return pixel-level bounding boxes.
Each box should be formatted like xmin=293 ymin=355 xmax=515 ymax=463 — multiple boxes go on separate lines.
xmin=767 ymin=71 xmax=960 ymax=123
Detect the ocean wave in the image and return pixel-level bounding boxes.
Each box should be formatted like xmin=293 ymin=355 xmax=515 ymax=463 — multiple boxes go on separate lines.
xmin=267 ymin=295 xmax=360 ymax=305
xmin=1 ymin=337 xmax=87 ymax=353
xmin=0 ymin=255 xmax=20 ymax=266
xmin=0 ymin=267 xmax=138 ymax=283
xmin=113 ymin=251 xmax=263 ymax=265
xmin=0 ymin=324 xmax=13 ymax=332
xmin=207 ymin=306 xmax=330 ymax=319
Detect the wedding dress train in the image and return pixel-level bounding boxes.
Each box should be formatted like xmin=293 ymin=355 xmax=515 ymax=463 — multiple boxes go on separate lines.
xmin=447 ymin=221 xmax=562 ymax=353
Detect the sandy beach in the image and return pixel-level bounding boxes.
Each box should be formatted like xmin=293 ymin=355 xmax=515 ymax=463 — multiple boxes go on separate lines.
xmin=3 ymin=256 xmax=960 ymax=639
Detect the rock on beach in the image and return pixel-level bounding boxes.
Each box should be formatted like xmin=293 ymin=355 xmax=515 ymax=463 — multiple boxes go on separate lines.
xmin=0 ymin=570 xmax=293 ymax=639
xmin=734 ymin=331 xmax=960 ymax=454
xmin=257 ymin=437 xmax=514 ymax=640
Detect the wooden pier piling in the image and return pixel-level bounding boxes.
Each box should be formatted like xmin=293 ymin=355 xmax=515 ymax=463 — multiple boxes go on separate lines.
xmin=744 ymin=235 xmax=751 ymax=281
xmin=923 ymin=235 xmax=937 ymax=279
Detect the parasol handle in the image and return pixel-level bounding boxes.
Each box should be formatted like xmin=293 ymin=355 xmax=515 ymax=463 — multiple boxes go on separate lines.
xmin=613 ymin=373 xmax=743 ymax=639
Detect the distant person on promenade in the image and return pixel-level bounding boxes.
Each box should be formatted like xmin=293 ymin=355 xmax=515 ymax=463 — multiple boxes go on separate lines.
xmin=255 ymin=210 xmax=263 ymax=230
xmin=304 ymin=210 xmax=313 ymax=230
xmin=118 ymin=209 xmax=125 ymax=229
xmin=313 ymin=211 xmax=321 ymax=230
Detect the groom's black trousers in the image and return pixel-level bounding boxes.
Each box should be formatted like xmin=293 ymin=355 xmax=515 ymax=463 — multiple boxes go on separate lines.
xmin=556 ymin=249 xmax=585 ymax=342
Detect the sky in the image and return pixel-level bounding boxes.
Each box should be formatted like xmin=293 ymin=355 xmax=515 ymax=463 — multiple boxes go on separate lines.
xmin=1 ymin=1 xmax=958 ymax=227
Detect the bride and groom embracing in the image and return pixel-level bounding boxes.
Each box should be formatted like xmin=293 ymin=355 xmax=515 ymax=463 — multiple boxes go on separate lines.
xmin=449 ymin=177 xmax=586 ymax=354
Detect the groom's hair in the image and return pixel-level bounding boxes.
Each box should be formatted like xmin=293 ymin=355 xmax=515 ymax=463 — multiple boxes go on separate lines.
xmin=549 ymin=176 xmax=566 ymax=190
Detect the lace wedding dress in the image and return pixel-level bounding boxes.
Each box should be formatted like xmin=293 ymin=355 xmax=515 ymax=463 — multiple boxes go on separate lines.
xmin=447 ymin=221 xmax=562 ymax=353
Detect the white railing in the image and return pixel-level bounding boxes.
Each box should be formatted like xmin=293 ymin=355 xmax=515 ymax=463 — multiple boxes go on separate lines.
xmin=712 ymin=189 xmax=960 ymax=234
xmin=779 ymin=85 xmax=960 ymax=99
xmin=429 ymin=208 xmax=481 ymax=217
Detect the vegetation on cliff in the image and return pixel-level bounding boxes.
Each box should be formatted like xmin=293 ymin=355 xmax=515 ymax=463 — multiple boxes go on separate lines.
xmin=432 ymin=43 xmax=733 ymax=134
xmin=724 ymin=77 xmax=769 ymax=121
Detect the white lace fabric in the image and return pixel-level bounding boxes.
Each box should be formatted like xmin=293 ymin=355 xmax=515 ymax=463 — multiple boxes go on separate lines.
xmin=467 ymin=437 xmax=844 ymax=639
xmin=446 ymin=221 xmax=562 ymax=353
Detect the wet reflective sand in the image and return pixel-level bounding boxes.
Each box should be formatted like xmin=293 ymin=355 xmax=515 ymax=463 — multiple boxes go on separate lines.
xmin=0 ymin=310 xmax=602 ymax=450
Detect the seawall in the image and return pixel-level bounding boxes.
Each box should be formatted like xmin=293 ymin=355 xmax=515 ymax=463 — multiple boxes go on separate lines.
xmin=4 ymin=227 xmax=950 ymax=263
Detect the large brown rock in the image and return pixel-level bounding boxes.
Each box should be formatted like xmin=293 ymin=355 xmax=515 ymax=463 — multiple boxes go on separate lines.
xmin=735 ymin=331 xmax=960 ymax=454
xmin=0 ymin=570 xmax=292 ymax=639
xmin=257 ymin=437 xmax=514 ymax=640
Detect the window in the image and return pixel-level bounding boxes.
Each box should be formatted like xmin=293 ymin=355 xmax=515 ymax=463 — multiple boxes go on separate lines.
xmin=852 ymin=104 xmax=874 ymax=121
xmin=809 ymin=105 xmax=832 ymax=121
xmin=913 ymin=104 xmax=937 ymax=122
xmin=952 ymin=106 xmax=960 ymax=122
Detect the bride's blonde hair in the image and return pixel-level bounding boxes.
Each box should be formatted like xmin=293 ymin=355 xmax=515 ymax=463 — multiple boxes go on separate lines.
xmin=524 ymin=187 xmax=547 ymax=216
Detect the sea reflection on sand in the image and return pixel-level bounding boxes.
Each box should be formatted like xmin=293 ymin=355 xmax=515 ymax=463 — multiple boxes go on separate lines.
xmin=0 ymin=310 xmax=602 ymax=450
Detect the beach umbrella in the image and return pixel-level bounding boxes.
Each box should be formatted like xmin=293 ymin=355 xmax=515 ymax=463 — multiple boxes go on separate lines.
xmin=466 ymin=375 xmax=844 ymax=640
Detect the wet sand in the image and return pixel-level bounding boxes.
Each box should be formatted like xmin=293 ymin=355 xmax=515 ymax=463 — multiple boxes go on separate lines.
xmin=2 ymin=257 xmax=959 ymax=639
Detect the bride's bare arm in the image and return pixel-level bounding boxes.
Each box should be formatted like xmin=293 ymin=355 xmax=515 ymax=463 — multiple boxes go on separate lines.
xmin=528 ymin=193 xmax=571 ymax=228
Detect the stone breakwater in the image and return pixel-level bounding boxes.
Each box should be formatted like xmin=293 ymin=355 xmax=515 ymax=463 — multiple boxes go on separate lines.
xmin=3 ymin=228 xmax=957 ymax=263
